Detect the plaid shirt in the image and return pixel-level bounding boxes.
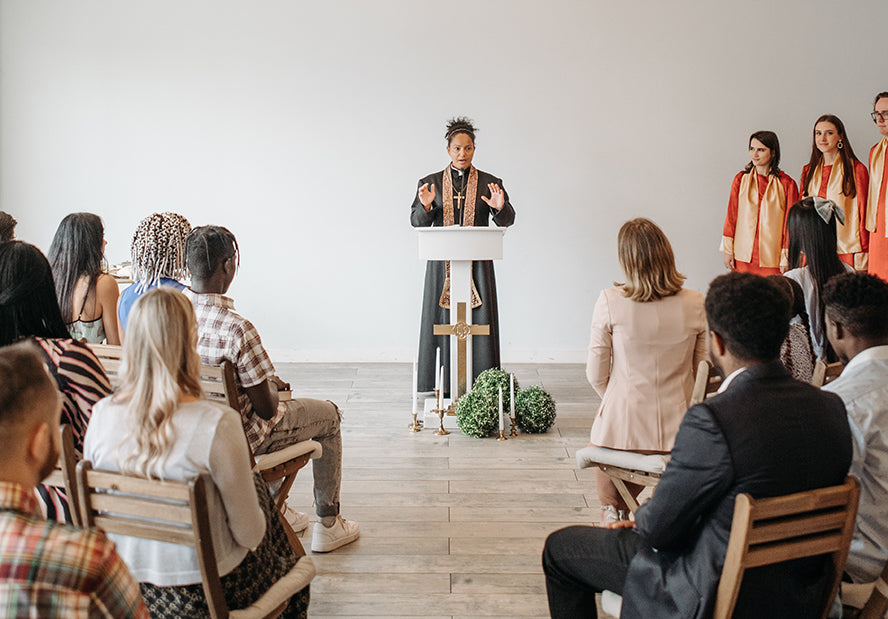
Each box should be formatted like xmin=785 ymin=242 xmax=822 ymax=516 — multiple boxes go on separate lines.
xmin=185 ymin=289 xmax=285 ymax=450
xmin=0 ymin=481 xmax=148 ymax=618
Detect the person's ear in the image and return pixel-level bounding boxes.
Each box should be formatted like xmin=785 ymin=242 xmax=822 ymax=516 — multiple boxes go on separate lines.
xmin=710 ymin=330 xmax=726 ymax=356
xmin=26 ymin=421 xmax=51 ymax=467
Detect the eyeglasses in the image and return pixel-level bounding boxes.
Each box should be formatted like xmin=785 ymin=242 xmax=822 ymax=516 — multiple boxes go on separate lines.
xmin=872 ymin=111 xmax=888 ymax=122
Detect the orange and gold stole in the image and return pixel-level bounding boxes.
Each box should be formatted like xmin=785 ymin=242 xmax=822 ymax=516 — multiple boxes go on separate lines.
xmin=438 ymin=165 xmax=481 ymax=309
xmin=732 ymin=171 xmax=786 ymax=268
xmin=867 ymin=137 xmax=887 ymax=235
xmin=807 ymin=159 xmax=862 ymax=256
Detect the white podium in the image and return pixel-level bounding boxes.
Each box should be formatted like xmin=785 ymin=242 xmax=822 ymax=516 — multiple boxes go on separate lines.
xmin=417 ymin=226 xmax=505 ymax=416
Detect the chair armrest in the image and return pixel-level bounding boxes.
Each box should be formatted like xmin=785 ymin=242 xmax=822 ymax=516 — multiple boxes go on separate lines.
xmin=576 ymin=445 xmax=670 ymax=475
xmin=228 ymin=556 xmax=316 ymax=619
xmin=252 ymin=440 xmax=322 ymax=472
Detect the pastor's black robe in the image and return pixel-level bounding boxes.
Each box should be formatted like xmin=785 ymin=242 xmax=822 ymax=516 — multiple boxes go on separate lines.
xmin=411 ymin=166 xmax=515 ymax=395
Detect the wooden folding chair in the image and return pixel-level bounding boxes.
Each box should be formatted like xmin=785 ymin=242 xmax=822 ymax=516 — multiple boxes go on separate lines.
xmin=43 ymin=424 xmax=81 ymax=526
xmin=88 ymin=343 xmax=123 ymax=388
xmin=840 ymin=558 xmax=888 ymax=618
xmin=76 ymin=461 xmax=315 ymax=619
xmin=812 ymin=360 xmax=845 ymax=388
xmin=690 ymin=359 xmax=723 ymax=406
xmin=714 ymin=476 xmax=860 ymax=618
xmin=601 ymin=477 xmax=861 ymax=619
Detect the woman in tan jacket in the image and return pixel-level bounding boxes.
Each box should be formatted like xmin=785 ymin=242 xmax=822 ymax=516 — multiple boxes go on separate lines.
xmin=587 ymin=218 xmax=707 ymax=524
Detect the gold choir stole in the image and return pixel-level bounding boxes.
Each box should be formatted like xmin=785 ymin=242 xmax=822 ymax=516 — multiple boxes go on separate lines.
xmin=733 ymin=171 xmax=786 ymax=268
xmin=439 ymin=164 xmax=482 ymax=309
xmin=807 ymin=159 xmax=862 ymax=257
xmin=867 ymin=137 xmax=887 ymax=236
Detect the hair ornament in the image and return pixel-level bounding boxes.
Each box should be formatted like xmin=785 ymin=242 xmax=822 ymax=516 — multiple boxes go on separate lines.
xmin=812 ymin=197 xmax=845 ymax=225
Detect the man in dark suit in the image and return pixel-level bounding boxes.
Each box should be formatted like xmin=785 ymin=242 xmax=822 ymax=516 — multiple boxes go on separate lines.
xmin=543 ymin=272 xmax=853 ymax=619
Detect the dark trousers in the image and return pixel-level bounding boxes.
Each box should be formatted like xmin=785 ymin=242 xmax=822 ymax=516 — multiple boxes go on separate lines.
xmin=542 ymin=525 xmax=645 ymax=619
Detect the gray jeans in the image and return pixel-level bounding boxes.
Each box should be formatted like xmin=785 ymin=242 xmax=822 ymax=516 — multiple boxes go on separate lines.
xmin=254 ymin=398 xmax=342 ymax=519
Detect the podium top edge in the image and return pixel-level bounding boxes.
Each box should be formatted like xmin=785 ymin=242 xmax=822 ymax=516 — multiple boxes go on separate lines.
xmin=414 ymin=226 xmax=506 ymax=233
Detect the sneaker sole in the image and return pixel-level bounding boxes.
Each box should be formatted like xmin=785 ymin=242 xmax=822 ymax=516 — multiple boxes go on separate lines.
xmin=311 ymin=528 xmax=360 ymax=553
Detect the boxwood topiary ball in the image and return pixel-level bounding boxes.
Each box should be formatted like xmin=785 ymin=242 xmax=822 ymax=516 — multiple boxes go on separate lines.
xmin=515 ymin=386 xmax=556 ymax=433
xmin=472 ymin=367 xmax=519 ymax=412
xmin=455 ymin=389 xmax=498 ymax=438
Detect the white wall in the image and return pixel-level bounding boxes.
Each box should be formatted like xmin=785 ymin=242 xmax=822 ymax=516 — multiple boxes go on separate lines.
xmin=2 ymin=0 xmax=886 ymax=362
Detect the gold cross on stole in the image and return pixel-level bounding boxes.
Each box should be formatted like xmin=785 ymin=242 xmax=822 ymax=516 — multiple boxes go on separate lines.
xmin=433 ymin=301 xmax=490 ymax=400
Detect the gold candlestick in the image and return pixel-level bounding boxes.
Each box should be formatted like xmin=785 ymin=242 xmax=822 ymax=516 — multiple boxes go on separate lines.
xmin=497 ymin=428 xmax=507 ymax=441
xmin=409 ymin=411 xmax=423 ymax=432
xmin=435 ymin=388 xmax=449 ymax=435
xmin=510 ymin=416 xmax=517 ymax=437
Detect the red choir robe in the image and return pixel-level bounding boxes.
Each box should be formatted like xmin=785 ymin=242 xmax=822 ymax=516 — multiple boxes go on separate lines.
xmin=721 ymin=170 xmax=798 ymax=275
xmin=867 ymin=139 xmax=888 ymax=280
xmin=801 ymin=160 xmax=870 ymax=270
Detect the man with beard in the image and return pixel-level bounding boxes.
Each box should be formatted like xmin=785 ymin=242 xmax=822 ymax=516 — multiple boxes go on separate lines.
xmin=0 ymin=342 xmax=147 ymax=618
xmin=543 ymin=272 xmax=852 ymax=619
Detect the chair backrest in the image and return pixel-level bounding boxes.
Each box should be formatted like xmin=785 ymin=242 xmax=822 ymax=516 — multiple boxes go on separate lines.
xmin=89 ymin=343 xmax=123 ymax=387
xmin=43 ymin=424 xmax=81 ymax=526
xmin=76 ymin=461 xmax=231 ymax=618
xmin=690 ymin=360 xmax=723 ymax=406
xmin=811 ymin=360 xmax=844 ymax=388
xmin=713 ymin=476 xmax=860 ymax=619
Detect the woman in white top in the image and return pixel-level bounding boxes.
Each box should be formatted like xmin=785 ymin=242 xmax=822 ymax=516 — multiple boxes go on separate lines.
xmin=83 ymin=287 xmax=307 ymax=618
xmin=784 ymin=197 xmax=854 ymax=362
xmin=587 ymin=218 xmax=707 ymax=524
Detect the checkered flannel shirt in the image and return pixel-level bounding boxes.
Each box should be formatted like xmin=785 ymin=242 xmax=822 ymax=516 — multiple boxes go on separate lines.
xmin=0 ymin=481 xmax=148 ymax=618
xmin=185 ymin=289 xmax=285 ymax=450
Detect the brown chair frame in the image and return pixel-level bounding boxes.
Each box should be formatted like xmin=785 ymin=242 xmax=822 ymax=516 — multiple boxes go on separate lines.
xmin=811 ymin=360 xmax=845 ymax=388
xmin=690 ymin=359 xmax=723 ymax=406
xmin=714 ymin=476 xmax=860 ymax=619
xmin=76 ymin=460 xmax=315 ymax=619
xmin=43 ymin=424 xmax=81 ymax=526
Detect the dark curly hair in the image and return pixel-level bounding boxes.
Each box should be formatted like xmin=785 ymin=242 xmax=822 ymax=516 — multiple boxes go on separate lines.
xmin=185 ymin=225 xmax=239 ymax=280
xmin=0 ymin=212 xmax=17 ymax=242
xmin=445 ymin=117 xmax=477 ymax=144
xmin=705 ymin=272 xmax=790 ymax=362
xmin=823 ymin=272 xmax=888 ymax=340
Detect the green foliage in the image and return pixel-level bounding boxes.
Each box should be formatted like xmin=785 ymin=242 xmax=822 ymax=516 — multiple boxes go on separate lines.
xmin=472 ymin=367 xmax=518 ymax=411
xmin=455 ymin=389 xmax=497 ymax=438
xmin=515 ymin=385 xmax=557 ymax=433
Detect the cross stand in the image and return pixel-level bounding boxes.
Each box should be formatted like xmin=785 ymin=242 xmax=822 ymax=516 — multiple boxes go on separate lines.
xmin=434 ymin=302 xmax=490 ymax=402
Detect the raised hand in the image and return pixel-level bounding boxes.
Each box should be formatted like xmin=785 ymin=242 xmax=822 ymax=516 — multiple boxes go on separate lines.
xmin=481 ymin=183 xmax=505 ymax=211
xmin=418 ymin=183 xmax=436 ymax=211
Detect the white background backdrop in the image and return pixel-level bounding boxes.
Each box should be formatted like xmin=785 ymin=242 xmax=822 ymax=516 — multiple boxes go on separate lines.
xmin=2 ymin=1 xmax=886 ymax=362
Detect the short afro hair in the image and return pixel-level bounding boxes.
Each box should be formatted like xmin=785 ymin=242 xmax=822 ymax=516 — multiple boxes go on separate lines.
xmin=705 ymin=272 xmax=790 ymax=363
xmin=184 ymin=226 xmax=239 ymax=280
xmin=823 ymin=272 xmax=888 ymax=339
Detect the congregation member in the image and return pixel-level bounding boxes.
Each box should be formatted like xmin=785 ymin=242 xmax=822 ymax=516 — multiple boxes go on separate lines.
xmin=48 ymin=213 xmax=121 ymax=344
xmin=800 ymin=114 xmax=869 ymax=271
xmin=822 ymin=272 xmax=888 ymax=584
xmin=0 ymin=241 xmax=111 ymax=522
xmin=183 ymin=225 xmax=359 ymax=552
xmin=0 ymin=342 xmax=148 ymax=618
xmin=767 ymin=275 xmax=815 ymax=382
xmin=117 ymin=211 xmax=191 ymax=339
xmin=0 ymin=211 xmax=16 ymax=242
xmin=84 ymin=288 xmax=308 ymax=617
xmin=543 ymin=272 xmax=852 ymax=619
xmin=720 ymin=130 xmax=798 ymax=274
xmin=866 ymin=91 xmax=888 ymax=280
xmin=586 ymin=218 xmax=706 ymax=524
xmin=785 ymin=197 xmax=854 ymax=361
xmin=411 ymin=117 xmax=515 ymax=396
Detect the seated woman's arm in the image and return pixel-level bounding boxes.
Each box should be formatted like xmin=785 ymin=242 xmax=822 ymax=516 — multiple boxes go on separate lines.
xmin=586 ymin=290 xmax=613 ymax=397
xmin=97 ymin=274 xmax=121 ymax=345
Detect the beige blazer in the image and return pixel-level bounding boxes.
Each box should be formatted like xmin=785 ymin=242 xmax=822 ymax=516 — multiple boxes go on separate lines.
xmin=587 ymin=287 xmax=707 ymax=451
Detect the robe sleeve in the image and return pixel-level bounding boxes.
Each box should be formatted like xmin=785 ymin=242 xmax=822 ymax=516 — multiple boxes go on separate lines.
xmin=780 ymin=173 xmax=800 ymax=260
xmin=585 ymin=290 xmax=613 ymax=398
xmin=491 ymin=180 xmax=515 ymax=227
xmin=854 ymin=160 xmax=870 ymax=269
xmin=720 ymin=172 xmax=743 ymax=256
xmin=410 ymin=176 xmax=442 ymax=227
xmin=800 ymin=164 xmax=811 ymax=197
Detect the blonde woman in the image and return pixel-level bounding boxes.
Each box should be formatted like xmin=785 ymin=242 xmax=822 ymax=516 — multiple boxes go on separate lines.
xmin=83 ymin=287 xmax=307 ymax=618
xmin=587 ymin=218 xmax=707 ymax=524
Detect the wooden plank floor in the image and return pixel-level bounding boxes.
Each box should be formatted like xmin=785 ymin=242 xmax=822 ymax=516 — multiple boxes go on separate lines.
xmin=276 ymin=362 xmax=602 ymax=619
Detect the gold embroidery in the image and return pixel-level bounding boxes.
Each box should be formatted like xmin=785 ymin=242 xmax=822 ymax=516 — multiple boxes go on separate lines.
xmin=439 ymin=165 xmax=482 ymax=309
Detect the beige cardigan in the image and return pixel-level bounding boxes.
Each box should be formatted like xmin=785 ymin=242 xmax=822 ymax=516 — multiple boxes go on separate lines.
xmin=587 ymin=287 xmax=708 ymax=451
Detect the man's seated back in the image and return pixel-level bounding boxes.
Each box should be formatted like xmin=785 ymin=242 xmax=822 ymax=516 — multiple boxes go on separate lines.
xmin=0 ymin=342 xmax=147 ymax=618
xmin=823 ymin=271 xmax=888 ymax=583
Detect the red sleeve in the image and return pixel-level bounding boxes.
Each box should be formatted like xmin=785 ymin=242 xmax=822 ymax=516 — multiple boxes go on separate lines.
xmin=780 ymin=172 xmax=800 ymax=249
xmin=855 ymin=159 xmax=870 ymax=252
xmin=722 ymin=172 xmax=744 ymax=238
xmin=800 ymin=165 xmax=810 ymax=196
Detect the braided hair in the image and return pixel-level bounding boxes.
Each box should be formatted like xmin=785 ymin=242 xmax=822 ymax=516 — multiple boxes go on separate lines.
xmin=130 ymin=213 xmax=191 ymax=292
xmin=184 ymin=226 xmax=239 ymax=281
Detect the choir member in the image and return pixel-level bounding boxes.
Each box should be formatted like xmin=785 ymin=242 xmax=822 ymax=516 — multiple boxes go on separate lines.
xmin=866 ymin=92 xmax=888 ymax=280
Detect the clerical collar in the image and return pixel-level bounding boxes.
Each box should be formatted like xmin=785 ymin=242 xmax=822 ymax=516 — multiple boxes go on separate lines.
xmin=451 ymin=166 xmax=468 ymax=177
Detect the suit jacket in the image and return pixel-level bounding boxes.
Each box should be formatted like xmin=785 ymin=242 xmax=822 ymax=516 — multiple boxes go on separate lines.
xmin=621 ymin=361 xmax=852 ymax=619
xmin=587 ymin=287 xmax=707 ymax=451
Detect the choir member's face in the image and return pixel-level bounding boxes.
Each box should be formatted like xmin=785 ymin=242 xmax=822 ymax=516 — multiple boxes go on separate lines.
xmin=447 ymin=134 xmax=475 ymax=170
xmin=814 ymin=122 xmax=841 ymax=155
xmin=748 ymin=139 xmax=772 ymax=169
xmin=875 ymin=98 xmax=888 ymax=137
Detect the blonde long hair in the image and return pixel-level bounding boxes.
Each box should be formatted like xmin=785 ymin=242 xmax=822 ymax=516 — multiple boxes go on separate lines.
xmin=616 ymin=218 xmax=685 ymax=303
xmin=116 ymin=287 xmax=203 ymax=478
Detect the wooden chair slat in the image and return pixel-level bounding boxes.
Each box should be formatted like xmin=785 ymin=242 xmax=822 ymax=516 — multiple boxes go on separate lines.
xmin=745 ymin=534 xmax=846 ymax=568
xmin=90 ymin=494 xmax=193 ymax=525
xmin=94 ymin=516 xmax=196 ymax=547
xmin=747 ymin=511 xmax=849 ymax=545
xmin=84 ymin=469 xmax=192 ymax=501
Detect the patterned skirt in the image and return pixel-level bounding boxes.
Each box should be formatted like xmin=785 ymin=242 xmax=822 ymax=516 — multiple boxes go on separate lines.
xmin=139 ymin=474 xmax=309 ymax=618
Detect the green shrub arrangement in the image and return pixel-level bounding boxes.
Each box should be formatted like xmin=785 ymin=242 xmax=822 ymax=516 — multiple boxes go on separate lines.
xmin=515 ymin=385 xmax=557 ymax=433
xmin=455 ymin=369 xmax=556 ymax=437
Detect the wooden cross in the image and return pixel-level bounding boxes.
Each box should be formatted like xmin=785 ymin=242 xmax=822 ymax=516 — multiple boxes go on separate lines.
xmin=433 ymin=301 xmax=490 ymax=400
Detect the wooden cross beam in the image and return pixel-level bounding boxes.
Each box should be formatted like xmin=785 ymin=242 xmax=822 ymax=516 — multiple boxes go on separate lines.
xmin=433 ymin=301 xmax=490 ymax=400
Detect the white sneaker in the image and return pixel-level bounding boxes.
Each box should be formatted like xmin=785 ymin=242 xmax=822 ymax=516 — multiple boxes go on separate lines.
xmin=311 ymin=516 xmax=360 ymax=553
xmin=280 ymin=505 xmax=309 ymax=533
xmin=600 ymin=505 xmax=621 ymax=526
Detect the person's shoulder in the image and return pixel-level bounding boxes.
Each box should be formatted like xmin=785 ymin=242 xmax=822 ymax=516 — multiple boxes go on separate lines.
xmin=475 ymin=168 xmax=503 ymax=183
xmin=418 ymin=170 xmax=443 ymax=184
xmin=677 ymin=287 xmax=704 ymax=302
xmin=96 ymin=273 xmax=119 ymax=297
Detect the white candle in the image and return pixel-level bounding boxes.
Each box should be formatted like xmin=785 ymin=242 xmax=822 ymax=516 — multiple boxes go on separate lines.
xmin=435 ymin=347 xmax=441 ymax=391
xmin=438 ymin=366 xmax=444 ymax=410
xmin=510 ymin=374 xmax=515 ymax=419
xmin=498 ymin=386 xmax=504 ymax=432
xmin=412 ymin=361 xmax=418 ymax=417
